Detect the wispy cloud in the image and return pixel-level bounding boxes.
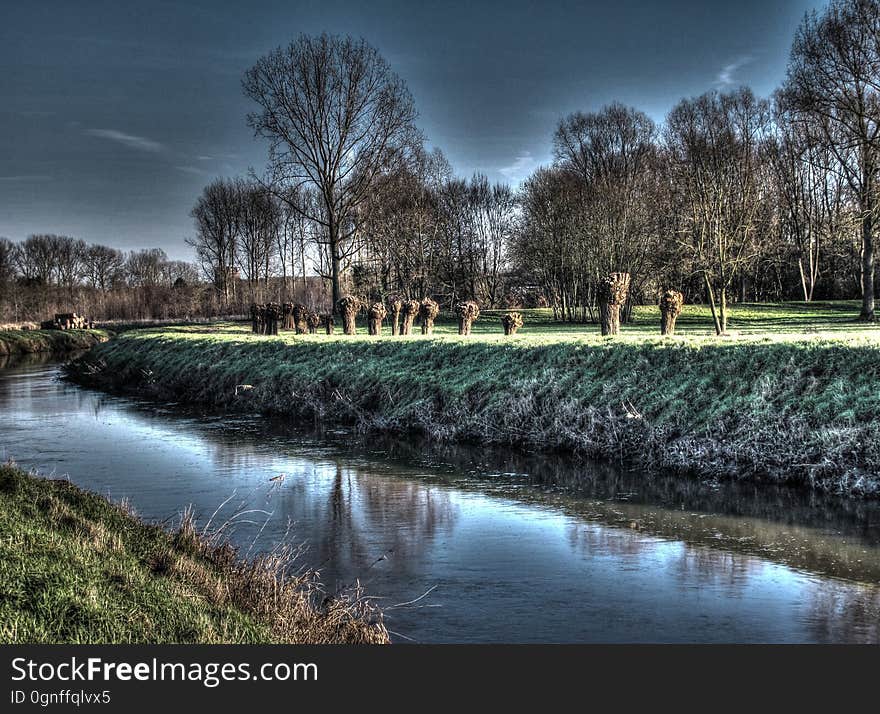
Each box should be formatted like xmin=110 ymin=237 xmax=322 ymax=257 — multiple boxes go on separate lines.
xmin=715 ymin=56 xmax=752 ymax=88
xmin=174 ymin=165 xmax=209 ymax=176
xmin=499 ymin=151 xmax=540 ymax=183
xmin=195 ymin=152 xmax=239 ymax=161
xmin=0 ymin=174 xmax=52 ymax=182
xmin=85 ymin=128 xmax=164 ymax=152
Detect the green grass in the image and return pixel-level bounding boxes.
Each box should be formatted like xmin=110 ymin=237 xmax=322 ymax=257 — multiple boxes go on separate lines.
xmin=0 ymin=464 xmax=388 ymax=644
xmin=0 ymin=328 xmax=111 ymax=356
xmin=477 ymin=300 xmax=880 ymax=338
xmin=68 ymin=301 xmax=880 ymax=497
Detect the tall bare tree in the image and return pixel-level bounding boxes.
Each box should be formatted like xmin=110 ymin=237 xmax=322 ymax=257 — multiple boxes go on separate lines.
xmin=553 ymin=103 xmax=658 ymax=317
xmin=237 ymin=179 xmax=280 ymax=302
xmin=126 ymin=248 xmax=168 ymax=287
xmin=243 ymin=33 xmax=419 ymax=310
xmin=468 ymin=175 xmax=516 ymax=307
xmin=83 ymin=245 xmax=125 ymax=292
xmin=781 ymin=0 xmax=880 ymax=320
xmin=767 ymin=102 xmax=848 ymax=302
xmin=188 ymin=179 xmax=241 ymax=306
xmin=516 ymin=167 xmax=591 ymax=320
xmin=55 ymin=236 xmax=87 ymax=295
xmin=665 ymin=89 xmax=771 ymax=334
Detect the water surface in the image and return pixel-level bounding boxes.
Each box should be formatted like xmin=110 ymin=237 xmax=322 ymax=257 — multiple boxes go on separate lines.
xmin=1 ymin=353 xmax=879 ymax=643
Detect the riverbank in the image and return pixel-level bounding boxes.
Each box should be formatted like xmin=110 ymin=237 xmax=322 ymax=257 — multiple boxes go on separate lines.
xmin=0 ymin=328 xmax=110 ymax=356
xmin=67 ymin=323 xmax=880 ymax=498
xmin=0 ymin=463 xmax=388 ymax=644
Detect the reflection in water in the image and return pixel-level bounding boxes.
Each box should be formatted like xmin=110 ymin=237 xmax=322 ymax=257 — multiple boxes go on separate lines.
xmin=1 ymin=356 xmax=879 ymax=643
xmin=804 ymin=585 xmax=880 ymax=642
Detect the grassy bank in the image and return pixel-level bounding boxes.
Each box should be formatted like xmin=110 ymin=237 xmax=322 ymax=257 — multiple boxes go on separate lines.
xmin=0 ymin=328 xmax=110 ymax=356
xmin=0 ymin=464 xmax=387 ymax=644
xmin=67 ymin=303 xmax=880 ymax=497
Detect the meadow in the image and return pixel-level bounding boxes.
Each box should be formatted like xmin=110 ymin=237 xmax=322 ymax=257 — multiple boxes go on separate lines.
xmin=66 ymin=300 xmax=880 ymax=498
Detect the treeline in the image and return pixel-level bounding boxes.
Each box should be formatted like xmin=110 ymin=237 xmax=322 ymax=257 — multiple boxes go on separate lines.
xmin=5 ymin=0 xmax=877 ymax=332
xmin=0 ymin=235 xmax=213 ymax=324
xmin=185 ymin=0 xmax=879 ymax=335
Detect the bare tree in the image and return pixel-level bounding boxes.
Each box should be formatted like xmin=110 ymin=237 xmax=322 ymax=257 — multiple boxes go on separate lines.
xmin=188 ymin=179 xmax=241 ymax=307
xmin=83 ymin=244 xmax=126 ymax=292
xmin=126 ymin=248 xmax=168 ymax=287
xmin=554 ymin=103 xmax=658 ymax=318
xmin=767 ymin=102 xmax=848 ymax=301
xmin=0 ymin=238 xmax=16 ymax=308
xmin=468 ymin=175 xmax=516 ymax=307
xmin=665 ymin=89 xmax=771 ymax=335
xmin=16 ymin=234 xmax=61 ymax=285
xmin=516 ymin=166 xmax=590 ymax=320
xmin=243 ymin=33 xmax=419 ymax=311
xmin=55 ymin=236 xmax=87 ymax=295
xmin=358 ymin=147 xmax=451 ymax=300
xmin=237 ymin=179 xmax=280 ymax=302
xmin=781 ymin=0 xmax=880 ymax=320
xmin=160 ymin=260 xmax=200 ymax=288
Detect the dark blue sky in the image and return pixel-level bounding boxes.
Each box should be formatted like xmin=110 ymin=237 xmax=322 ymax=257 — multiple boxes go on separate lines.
xmin=1 ymin=0 xmax=822 ymax=260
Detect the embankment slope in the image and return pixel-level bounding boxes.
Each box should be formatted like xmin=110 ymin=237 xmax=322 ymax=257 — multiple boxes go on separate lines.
xmin=0 ymin=463 xmax=387 ymax=644
xmin=69 ymin=329 xmax=880 ymax=497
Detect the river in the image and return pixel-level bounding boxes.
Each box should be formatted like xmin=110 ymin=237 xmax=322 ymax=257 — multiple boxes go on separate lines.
xmin=2 ymin=353 xmax=879 ymax=643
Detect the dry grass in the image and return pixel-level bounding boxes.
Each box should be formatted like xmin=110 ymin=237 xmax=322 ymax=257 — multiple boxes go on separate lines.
xmin=0 ymin=464 xmax=388 ymax=644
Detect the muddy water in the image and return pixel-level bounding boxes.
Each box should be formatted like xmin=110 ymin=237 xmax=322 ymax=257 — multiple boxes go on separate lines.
xmin=2 ymin=353 xmax=879 ymax=643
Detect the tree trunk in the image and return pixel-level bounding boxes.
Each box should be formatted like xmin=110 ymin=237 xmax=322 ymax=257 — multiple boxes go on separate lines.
xmin=367 ymin=303 xmax=386 ymax=336
xmin=705 ymin=275 xmax=722 ymax=336
xmin=597 ymin=273 xmax=630 ymax=336
xmin=659 ymin=290 xmax=683 ymax=336
xmin=401 ymin=300 xmax=419 ymax=335
xmin=342 ymin=311 xmax=356 ymax=335
xmin=330 ymin=217 xmax=342 ymax=314
xmin=419 ymin=298 xmax=439 ymax=335
xmin=860 ymin=206 xmax=875 ymax=321
xmin=292 ymin=304 xmax=308 ymax=334
xmin=598 ymin=302 xmax=619 ymax=336
xmin=719 ymin=286 xmax=728 ymax=334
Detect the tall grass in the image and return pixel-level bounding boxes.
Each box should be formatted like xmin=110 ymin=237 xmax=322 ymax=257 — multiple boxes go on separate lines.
xmin=0 ymin=464 xmax=388 ymax=644
xmin=67 ymin=305 xmax=880 ymax=497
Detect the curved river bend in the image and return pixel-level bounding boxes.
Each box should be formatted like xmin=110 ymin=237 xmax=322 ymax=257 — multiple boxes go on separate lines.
xmin=2 ymin=354 xmax=879 ymax=643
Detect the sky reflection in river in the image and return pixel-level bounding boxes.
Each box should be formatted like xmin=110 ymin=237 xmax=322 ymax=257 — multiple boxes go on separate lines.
xmin=1 ymin=356 xmax=879 ymax=643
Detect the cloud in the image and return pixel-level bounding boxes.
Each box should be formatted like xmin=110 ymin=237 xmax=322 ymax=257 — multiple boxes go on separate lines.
xmin=499 ymin=151 xmax=540 ymax=183
xmin=0 ymin=174 xmax=51 ymax=182
xmin=85 ymin=128 xmax=164 ymax=152
xmin=174 ymin=165 xmax=209 ymax=176
xmin=715 ymin=56 xmax=752 ymax=88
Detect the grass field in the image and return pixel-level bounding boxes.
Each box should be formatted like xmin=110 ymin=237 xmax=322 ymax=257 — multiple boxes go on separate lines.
xmin=0 ymin=328 xmax=110 ymax=356
xmin=72 ymin=300 xmax=880 ymax=347
xmin=0 ymin=464 xmax=387 ymax=644
xmin=476 ymin=300 xmax=880 ymax=339
xmin=66 ymin=301 xmax=880 ymax=497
